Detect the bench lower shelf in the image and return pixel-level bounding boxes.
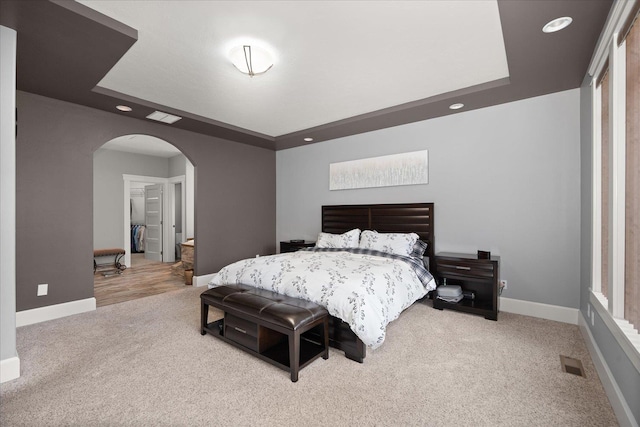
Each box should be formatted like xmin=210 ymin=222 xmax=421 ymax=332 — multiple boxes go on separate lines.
xmin=203 ymin=319 xmax=327 ymax=375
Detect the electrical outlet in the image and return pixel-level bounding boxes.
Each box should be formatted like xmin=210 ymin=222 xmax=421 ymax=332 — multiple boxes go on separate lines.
xmin=499 ymin=279 xmax=508 ymax=290
xmin=591 ymin=310 xmax=595 ymax=326
xmin=37 ymin=283 xmax=48 ymax=296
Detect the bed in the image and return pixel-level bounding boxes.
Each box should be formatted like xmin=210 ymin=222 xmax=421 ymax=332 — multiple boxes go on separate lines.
xmin=208 ymin=202 xmax=436 ymax=362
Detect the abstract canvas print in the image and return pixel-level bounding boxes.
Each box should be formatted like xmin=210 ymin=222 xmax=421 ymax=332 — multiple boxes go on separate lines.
xmin=329 ymin=150 xmax=428 ymax=190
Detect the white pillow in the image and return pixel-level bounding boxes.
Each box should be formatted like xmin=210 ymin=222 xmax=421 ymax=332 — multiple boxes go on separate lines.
xmin=359 ymin=230 xmax=419 ymax=257
xmin=316 ymin=228 xmax=361 ymax=249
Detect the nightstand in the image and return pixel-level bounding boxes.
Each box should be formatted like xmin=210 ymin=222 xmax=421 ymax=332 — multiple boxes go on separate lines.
xmin=280 ymin=241 xmax=316 ymax=253
xmin=433 ymin=252 xmax=500 ymax=320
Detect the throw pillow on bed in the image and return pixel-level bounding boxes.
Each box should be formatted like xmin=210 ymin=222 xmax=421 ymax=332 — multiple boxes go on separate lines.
xmin=316 ymin=228 xmax=361 ymax=249
xmin=359 ymin=230 xmax=419 ymax=257
xmin=411 ymin=239 xmax=428 ymax=259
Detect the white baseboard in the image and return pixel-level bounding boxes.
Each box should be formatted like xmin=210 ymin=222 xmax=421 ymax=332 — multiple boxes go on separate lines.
xmin=16 ymin=297 xmax=96 ymax=327
xmin=499 ymin=297 xmax=579 ymax=324
xmin=0 ymin=356 xmax=20 ymax=383
xmin=579 ymin=313 xmax=639 ymax=427
xmin=193 ymin=273 xmax=214 ymax=288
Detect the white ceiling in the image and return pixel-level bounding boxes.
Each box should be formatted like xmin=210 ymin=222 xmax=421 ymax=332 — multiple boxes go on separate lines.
xmin=100 ymin=134 xmax=182 ymax=158
xmin=79 ymin=0 xmax=509 ymax=137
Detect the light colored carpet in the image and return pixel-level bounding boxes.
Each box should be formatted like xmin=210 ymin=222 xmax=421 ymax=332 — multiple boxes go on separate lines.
xmin=1 ymin=287 xmax=617 ymax=426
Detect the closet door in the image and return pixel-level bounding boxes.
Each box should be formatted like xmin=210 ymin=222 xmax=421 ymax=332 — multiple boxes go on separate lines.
xmin=144 ymin=184 xmax=163 ymax=262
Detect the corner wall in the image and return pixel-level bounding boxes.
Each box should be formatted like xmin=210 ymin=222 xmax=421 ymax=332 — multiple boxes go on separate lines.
xmin=277 ymin=89 xmax=581 ymax=308
xmin=1 ymin=25 xmax=19 ymax=382
xmin=15 ymin=91 xmax=276 ymax=312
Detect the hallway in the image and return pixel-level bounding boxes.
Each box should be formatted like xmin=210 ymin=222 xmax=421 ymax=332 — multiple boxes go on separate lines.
xmin=94 ymin=254 xmax=186 ymax=307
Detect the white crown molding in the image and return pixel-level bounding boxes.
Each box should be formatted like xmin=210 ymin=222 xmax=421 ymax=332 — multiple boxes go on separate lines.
xmin=587 ymin=0 xmax=638 ymax=77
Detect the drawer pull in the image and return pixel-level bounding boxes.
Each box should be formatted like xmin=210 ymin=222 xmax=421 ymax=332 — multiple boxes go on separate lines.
xmin=455 ymin=266 xmax=471 ymax=270
xmin=234 ymin=327 xmax=247 ymax=334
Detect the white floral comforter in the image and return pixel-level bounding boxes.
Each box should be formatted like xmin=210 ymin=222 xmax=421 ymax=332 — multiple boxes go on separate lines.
xmin=208 ymin=248 xmax=436 ymax=349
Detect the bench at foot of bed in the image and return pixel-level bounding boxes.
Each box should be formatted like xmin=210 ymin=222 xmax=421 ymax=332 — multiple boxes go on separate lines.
xmin=200 ymin=284 xmax=329 ymax=382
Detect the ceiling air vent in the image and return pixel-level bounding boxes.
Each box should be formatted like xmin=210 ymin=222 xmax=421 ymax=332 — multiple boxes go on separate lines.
xmin=146 ymin=111 xmax=182 ymax=124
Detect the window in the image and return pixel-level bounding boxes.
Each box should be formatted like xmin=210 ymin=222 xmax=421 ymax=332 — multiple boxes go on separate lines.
xmin=599 ymin=69 xmax=610 ymax=300
xmin=590 ymin=1 xmax=640 ymax=370
xmin=624 ymin=14 xmax=639 ymax=332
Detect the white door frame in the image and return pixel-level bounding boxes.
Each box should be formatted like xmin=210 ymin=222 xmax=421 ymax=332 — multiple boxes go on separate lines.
xmin=169 ymin=175 xmax=187 ymax=247
xmin=123 ymin=174 xmax=186 ymax=267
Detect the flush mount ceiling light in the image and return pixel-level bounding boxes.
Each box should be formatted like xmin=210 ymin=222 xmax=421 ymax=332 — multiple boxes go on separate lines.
xmin=229 ymin=45 xmax=273 ymax=77
xmin=304 ymin=137 xmax=314 ymax=142
xmin=116 ymin=105 xmax=132 ymax=112
xmin=543 ymin=17 xmax=573 ymax=33
xmin=449 ymin=103 xmax=464 ymax=110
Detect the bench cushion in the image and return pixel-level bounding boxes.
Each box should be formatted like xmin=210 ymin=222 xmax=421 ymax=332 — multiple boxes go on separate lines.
xmin=202 ymin=284 xmax=328 ymax=331
xmin=94 ymin=248 xmax=126 ymax=257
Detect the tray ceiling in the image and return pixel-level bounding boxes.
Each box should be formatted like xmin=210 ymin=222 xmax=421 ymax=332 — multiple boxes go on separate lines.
xmin=78 ymin=0 xmax=509 ymax=137
xmin=1 ymin=0 xmax=613 ymax=150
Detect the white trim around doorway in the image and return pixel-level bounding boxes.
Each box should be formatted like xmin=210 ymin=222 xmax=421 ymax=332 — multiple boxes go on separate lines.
xmin=123 ymin=174 xmax=186 ymax=268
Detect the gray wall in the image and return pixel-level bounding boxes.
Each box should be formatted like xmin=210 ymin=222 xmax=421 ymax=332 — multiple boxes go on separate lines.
xmin=579 ymin=84 xmax=640 ymax=423
xmin=16 ymin=91 xmax=276 ymax=311
xmin=169 ymin=154 xmax=186 ymax=177
xmin=277 ymin=89 xmax=581 ymax=308
xmin=1 ymin=26 xmax=17 ymax=365
xmin=93 ymin=149 xmax=170 ymax=250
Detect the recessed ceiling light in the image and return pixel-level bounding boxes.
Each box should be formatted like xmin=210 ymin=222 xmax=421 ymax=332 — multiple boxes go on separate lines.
xmin=543 ymin=17 xmax=573 ymax=33
xmin=304 ymin=137 xmax=314 ymax=142
xmin=449 ymin=103 xmax=464 ymax=110
xmin=146 ymin=111 xmax=182 ymax=124
xmin=116 ymin=105 xmax=132 ymax=112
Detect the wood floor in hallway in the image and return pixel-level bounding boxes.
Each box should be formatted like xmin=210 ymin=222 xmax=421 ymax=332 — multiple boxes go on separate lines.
xmin=94 ymin=254 xmax=187 ymax=307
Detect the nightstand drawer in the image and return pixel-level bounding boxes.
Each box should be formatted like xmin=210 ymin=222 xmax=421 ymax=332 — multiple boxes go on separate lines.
xmin=435 ymin=259 xmax=496 ymax=280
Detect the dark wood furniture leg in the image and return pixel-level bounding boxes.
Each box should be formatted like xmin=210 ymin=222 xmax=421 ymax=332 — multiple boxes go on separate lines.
xmin=322 ymin=317 xmax=329 ymax=360
xmin=289 ymin=332 xmax=300 ymax=382
xmin=200 ymin=299 xmax=208 ymax=335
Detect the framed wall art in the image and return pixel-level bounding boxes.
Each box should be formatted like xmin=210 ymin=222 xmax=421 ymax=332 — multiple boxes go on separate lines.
xmin=329 ymin=150 xmax=428 ymax=190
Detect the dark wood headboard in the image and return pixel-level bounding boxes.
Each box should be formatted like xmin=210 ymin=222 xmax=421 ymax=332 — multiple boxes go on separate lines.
xmin=322 ymin=202 xmax=435 ymax=268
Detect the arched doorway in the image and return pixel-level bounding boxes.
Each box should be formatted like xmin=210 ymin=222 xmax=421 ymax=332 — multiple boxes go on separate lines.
xmin=93 ymin=134 xmax=194 ymax=306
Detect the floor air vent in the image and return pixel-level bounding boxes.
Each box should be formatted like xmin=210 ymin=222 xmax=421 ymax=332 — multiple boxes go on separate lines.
xmin=560 ymin=355 xmax=585 ymax=377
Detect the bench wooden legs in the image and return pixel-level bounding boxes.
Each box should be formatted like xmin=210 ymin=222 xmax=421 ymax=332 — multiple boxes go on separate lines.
xmin=288 ymin=332 xmax=300 ymax=382
xmin=200 ymin=299 xmax=208 ymax=335
xmin=200 ymin=294 xmax=329 ymax=382
xmin=288 ymin=317 xmax=329 ymax=382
